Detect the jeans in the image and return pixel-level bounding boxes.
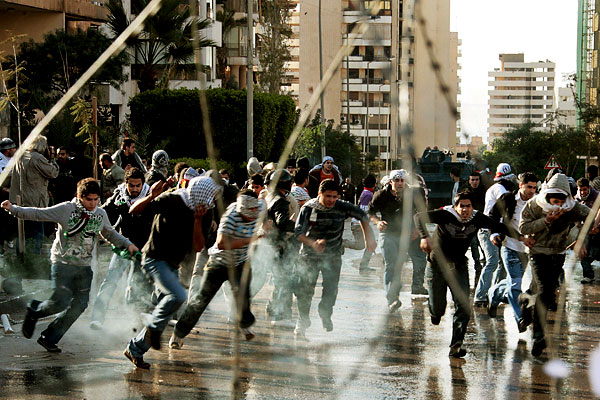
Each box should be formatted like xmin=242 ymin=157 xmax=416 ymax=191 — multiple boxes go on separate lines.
xmin=175 ymin=260 xmax=254 ymax=338
xmin=269 ymin=245 xmax=298 ymax=320
xmin=29 ymin=263 xmax=93 ymax=344
xmin=295 ymin=255 xmax=342 ymax=324
xmin=381 ymin=232 xmax=426 ymax=303
xmin=474 ymin=229 xmax=503 ymax=302
xmin=91 ymin=254 xmax=151 ymax=323
xmin=488 ymin=247 xmax=527 ymax=323
xmin=580 ymin=234 xmax=600 ymax=279
xmin=127 ymin=258 xmax=187 ymax=358
xmin=344 ymin=222 xmax=374 ymax=270
xmin=529 ymin=253 xmax=565 ymax=340
xmin=426 ymin=255 xmax=470 ymax=348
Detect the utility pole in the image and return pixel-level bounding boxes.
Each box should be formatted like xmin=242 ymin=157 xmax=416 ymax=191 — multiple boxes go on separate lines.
xmin=246 ymin=0 xmax=254 ymax=160
xmin=92 ymin=96 xmax=98 ymax=180
xmin=318 ymin=0 xmax=326 ymax=158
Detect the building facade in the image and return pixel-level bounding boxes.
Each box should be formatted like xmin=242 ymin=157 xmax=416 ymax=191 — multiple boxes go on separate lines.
xmin=298 ymin=0 xmax=458 ymax=170
xmin=487 ymin=53 xmax=555 ymax=143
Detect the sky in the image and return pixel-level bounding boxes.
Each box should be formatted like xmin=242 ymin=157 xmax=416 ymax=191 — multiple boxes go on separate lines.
xmin=450 ymin=0 xmax=579 ymax=143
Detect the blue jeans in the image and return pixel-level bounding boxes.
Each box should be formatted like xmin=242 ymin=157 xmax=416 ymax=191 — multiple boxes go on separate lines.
xmin=488 ymin=247 xmax=527 ymax=323
xmin=474 ymin=230 xmax=502 ymax=302
xmin=382 ymin=232 xmax=426 ymax=303
xmin=91 ymin=254 xmax=150 ymax=323
xmin=29 ymin=263 xmax=93 ymax=344
xmin=127 ymin=258 xmax=187 ymax=358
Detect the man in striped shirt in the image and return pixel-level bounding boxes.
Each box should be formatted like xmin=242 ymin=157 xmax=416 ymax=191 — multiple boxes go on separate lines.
xmin=170 ymin=189 xmax=265 ymax=348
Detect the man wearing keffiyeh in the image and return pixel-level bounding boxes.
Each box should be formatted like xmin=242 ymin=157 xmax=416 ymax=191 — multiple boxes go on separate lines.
xmin=123 ymin=174 xmax=222 ymax=369
xmin=90 ymin=168 xmax=153 ymax=329
xmin=1 ymin=178 xmax=137 ymax=353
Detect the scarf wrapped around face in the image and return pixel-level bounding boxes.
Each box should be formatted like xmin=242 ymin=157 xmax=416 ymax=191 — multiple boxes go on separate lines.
xmin=114 ymin=182 xmax=150 ymax=207
xmin=65 ymin=198 xmax=97 ymax=237
xmin=236 ymin=194 xmax=260 ymax=219
xmin=536 ymin=173 xmax=576 ymax=213
xmin=179 ymin=176 xmax=222 ymax=210
xmin=150 ymin=150 xmax=169 ymax=178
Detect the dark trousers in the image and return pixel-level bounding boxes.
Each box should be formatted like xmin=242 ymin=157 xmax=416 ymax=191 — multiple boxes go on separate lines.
xmin=295 ymin=255 xmax=342 ymax=322
xmin=426 ymin=256 xmax=471 ymax=348
xmin=175 ymin=260 xmax=254 ymax=338
xmin=529 ymin=253 xmax=565 ymax=340
xmin=30 ymin=264 xmax=93 ymax=344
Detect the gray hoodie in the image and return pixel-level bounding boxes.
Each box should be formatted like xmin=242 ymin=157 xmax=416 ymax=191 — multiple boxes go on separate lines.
xmin=8 ymin=199 xmax=132 ymax=266
xmin=519 ymin=173 xmax=589 ymax=255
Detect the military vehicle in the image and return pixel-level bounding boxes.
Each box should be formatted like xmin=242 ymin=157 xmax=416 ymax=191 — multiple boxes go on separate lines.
xmin=416 ymin=148 xmax=474 ymax=210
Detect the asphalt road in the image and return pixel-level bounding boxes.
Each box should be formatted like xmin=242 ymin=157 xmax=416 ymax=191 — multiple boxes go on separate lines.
xmin=0 ymin=238 xmax=599 ymax=399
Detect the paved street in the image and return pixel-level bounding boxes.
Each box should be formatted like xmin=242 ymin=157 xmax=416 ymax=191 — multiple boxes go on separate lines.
xmin=0 ymin=241 xmax=599 ymax=399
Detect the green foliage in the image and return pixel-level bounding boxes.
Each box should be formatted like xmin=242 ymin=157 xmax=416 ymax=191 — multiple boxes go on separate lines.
xmin=169 ymin=157 xmax=233 ymax=173
xmin=14 ymin=28 xmax=127 ymax=115
xmin=70 ymin=98 xmax=94 ymax=144
xmin=106 ymin=0 xmax=213 ymax=92
xmin=257 ymin=0 xmax=293 ymax=94
xmin=127 ymin=88 xmax=296 ymax=163
xmin=482 ymin=122 xmax=587 ymax=179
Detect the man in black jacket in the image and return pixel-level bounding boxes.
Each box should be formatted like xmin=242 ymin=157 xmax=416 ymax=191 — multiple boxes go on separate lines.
xmin=463 ymin=172 xmax=486 ymax=286
xmin=90 ymin=168 xmax=153 ymax=330
xmin=266 ymin=170 xmax=298 ymax=328
xmin=415 ymin=189 xmax=508 ymax=358
xmin=368 ymin=170 xmax=428 ymax=312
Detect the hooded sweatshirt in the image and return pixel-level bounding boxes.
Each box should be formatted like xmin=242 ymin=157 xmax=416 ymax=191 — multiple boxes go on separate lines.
xmin=8 ymin=199 xmax=132 ymax=266
xmin=519 ymin=173 xmax=589 ymax=255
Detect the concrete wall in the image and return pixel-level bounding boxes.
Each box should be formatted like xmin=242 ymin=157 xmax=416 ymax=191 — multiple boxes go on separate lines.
xmin=412 ymin=0 xmax=456 ymax=154
xmin=299 ymin=0 xmax=342 ymax=123
xmin=0 ymin=11 xmax=64 ymax=54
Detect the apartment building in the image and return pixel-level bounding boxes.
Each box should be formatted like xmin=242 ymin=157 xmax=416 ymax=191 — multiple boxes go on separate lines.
xmin=299 ymin=0 xmax=458 ymax=169
xmin=487 ymin=53 xmax=555 ymax=143
xmin=556 ymin=87 xmax=577 ymax=128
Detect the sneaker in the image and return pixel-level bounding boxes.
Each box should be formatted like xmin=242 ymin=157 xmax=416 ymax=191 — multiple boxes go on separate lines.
xmin=411 ymin=286 xmax=428 ymax=296
xmin=89 ymin=321 xmax=102 ymax=331
xmin=517 ymin=318 xmax=528 ymax=333
xmin=431 ymin=316 xmax=441 ymax=325
xmin=22 ymin=300 xmax=41 ymax=339
xmin=388 ymin=300 xmax=402 ymax=314
xmin=270 ymin=319 xmax=296 ymax=330
xmin=321 ymin=315 xmax=333 ymax=332
xmin=37 ymin=335 xmax=61 ymax=353
xmin=531 ymin=338 xmax=547 ymax=357
xmin=487 ymin=302 xmax=498 ymax=318
xmin=359 ymin=267 xmax=375 ymax=275
xmin=473 ymin=300 xmax=488 ymax=308
xmin=124 ymin=349 xmax=150 ymax=369
xmin=148 ymin=329 xmax=161 ymax=350
xmin=240 ymin=327 xmax=255 ymax=341
xmin=449 ymin=344 xmax=466 ymax=358
xmin=169 ymin=333 xmax=184 ymax=349
xmin=581 ymin=277 xmax=594 ymax=284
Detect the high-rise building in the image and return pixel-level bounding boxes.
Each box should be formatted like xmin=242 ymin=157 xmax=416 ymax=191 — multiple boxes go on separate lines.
xmin=556 ymin=87 xmax=577 ymax=128
xmin=298 ymin=0 xmax=458 ymax=170
xmin=576 ymin=0 xmax=599 ymax=116
xmin=487 ymin=53 xmax=555 ymax=143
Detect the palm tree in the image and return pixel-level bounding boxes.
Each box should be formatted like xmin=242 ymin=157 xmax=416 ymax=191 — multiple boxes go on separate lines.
xmin=105 ymin=0 xmax=214 ymax=92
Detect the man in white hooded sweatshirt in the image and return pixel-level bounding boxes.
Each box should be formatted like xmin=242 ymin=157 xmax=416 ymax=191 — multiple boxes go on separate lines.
xmin=519 ymin=173 xmax=589 ymax=357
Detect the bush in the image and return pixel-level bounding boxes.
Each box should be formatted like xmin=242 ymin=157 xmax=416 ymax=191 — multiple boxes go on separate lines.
xmin=128 ymin=88 xmax=297 ymax=164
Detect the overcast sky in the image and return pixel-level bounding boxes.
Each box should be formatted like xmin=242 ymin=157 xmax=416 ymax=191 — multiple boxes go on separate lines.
xmin=450 ymin=0 xmax=578 ymax=143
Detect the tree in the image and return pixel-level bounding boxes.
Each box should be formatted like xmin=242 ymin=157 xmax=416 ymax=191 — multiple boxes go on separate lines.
xmin=105 ymin=0 xmax=213 ymax=92
xmin=294 ymin=110 xmax=365 ymax=181
xmin=482 ymin=122 xmax=587 ymax=179
xmin=257 ymin=0 xmax=293 ymax=94
xmin=15 ymin=29 xmax=127 ymax=115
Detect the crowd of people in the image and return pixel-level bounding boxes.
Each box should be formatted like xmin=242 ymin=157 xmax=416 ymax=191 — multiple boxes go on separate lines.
xmin=0 ymin=135 xmax=598 ymax=367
